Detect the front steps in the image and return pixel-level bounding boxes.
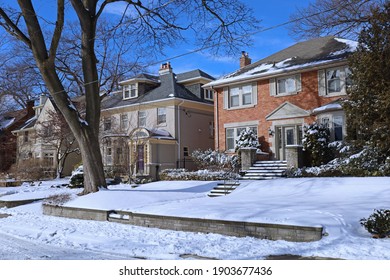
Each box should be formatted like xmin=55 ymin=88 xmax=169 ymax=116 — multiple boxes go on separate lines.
xmin=208 ymin=182 xmax=240 ymax=197
xmin=241 ymin=160 xmax=287 ymax=180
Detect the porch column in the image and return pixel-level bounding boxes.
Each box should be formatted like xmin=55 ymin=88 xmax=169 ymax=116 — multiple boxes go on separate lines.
xmin=286 ymin=145 xmax=304 ymax=168
xmin=240 ymin=147 xmax=257 ymax=170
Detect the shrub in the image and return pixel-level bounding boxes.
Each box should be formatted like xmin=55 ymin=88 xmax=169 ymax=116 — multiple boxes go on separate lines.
xmin=302 ymin=122 xmax=331 ymax=166
xmin=360 ymin=209 xmax=390 ymax=238
xmin=235 ymin=128 xmax=259 ymax=152
xmin=191 ymin=149 xmax=238 ymax=171
xmin=159 ymin=168 xmax=238 ymax=181
xmin=43 ymin=193 xmax=75 ymax=206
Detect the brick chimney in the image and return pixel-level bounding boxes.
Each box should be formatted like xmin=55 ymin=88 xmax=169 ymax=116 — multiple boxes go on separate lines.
xmin=240 ymin=51 xmax=251 ymax=68
xmin=159 ymin=62 xmax=173 ymax=75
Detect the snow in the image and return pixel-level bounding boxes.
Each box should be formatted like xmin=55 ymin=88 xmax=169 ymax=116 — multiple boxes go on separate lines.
xmin=313 ymin=103 xmax=343 ymax=114
xmin=1 ymin=177 xmax=390 ymax=260
xmin=0 ymin=117 xmax=15 ymax=130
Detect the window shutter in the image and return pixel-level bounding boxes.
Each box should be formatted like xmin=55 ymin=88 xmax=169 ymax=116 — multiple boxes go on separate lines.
xmin=252 ymin=83 xmax=258 ymax=105
xmin=318 ymin=70 xmax=326 ymax=96
xmin=223 ymin=87 xmax=229 ymax=109
xmin=269 ymin=78 xmax=276 ymax=96
xmin=295 ymin=74 xmax=302 ymax=93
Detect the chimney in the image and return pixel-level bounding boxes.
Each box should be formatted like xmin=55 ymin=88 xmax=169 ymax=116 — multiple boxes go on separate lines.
xmin=26 ymin=99 xmax=35 ymax=118
xmin=240 ymin=51 xmax=251 ymax=68
xmin=159 ymin=62 xmax=173 ymax=76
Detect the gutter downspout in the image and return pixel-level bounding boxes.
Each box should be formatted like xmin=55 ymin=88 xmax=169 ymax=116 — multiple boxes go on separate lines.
xmin=213 ymin=86 xmax=219 ymax=150
xmin=177 ymin=99 xmax=185 ymax=168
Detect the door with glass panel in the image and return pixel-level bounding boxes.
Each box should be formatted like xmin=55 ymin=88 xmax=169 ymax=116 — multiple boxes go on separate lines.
xmin=275 ymin=125 xmax=302 ymax=160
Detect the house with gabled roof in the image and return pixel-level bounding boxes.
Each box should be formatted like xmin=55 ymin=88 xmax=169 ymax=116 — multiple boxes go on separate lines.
xmin=204 ymin=36 xmax=356 ymax=165
xmin=100 ymin=62 xmax=215 ymax=180
xmin=11 ymin=95 xmax=81 ymax=178
xmin=0 ymin=101 xmax=35 ymax=173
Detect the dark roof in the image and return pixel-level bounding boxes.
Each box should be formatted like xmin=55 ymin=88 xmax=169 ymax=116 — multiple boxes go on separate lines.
xmin=176 ymin=69 xmax=215 ymax=82
xmin=102 ymin=70 xmax=214 ymax=110
xmin=207 ymin=36 xmax=357 ymax=87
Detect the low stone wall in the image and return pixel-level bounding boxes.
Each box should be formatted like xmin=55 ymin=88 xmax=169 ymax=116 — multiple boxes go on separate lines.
xmin=43 ymin=204 xmax=323 ymax=242
xmin=0 ymin=198 xmax=42 ymax=208
xmin=42 ymin=204 xmax=108 ymax=221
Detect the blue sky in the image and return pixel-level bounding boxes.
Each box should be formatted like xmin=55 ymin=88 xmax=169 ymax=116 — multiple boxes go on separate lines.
xmin=2 ymin=0 xmax=312 ymax=79
xmin=154 ymin=0 xmax=312 ymax=78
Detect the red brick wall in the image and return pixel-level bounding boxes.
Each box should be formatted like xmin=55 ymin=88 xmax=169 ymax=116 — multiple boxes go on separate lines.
xmin=215 ymin=70 xmax=343 ymax=151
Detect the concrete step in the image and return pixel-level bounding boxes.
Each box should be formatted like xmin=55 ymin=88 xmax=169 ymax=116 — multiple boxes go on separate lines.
xmin=208 ymin=183 xmax=239 ymax=197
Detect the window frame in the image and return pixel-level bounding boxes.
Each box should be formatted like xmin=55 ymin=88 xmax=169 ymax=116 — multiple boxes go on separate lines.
xmin=120 ymin=114 xmax=128 ymax=131
xmin=204 ymin=89 xmax=214 ymax=101
xmin=138 ymin=111 xmax=147 ymax=127
xmin=225 ymin=126 xmax=258 ymax=151
xmin=224 ymin=83 xmax=257 ymax=109
xmin=157 ymin=107 xmax=167 ymax=125
xmin=123 ymin=83 xmax=138 ymax=99
xmin=103 ymin=117 xmax=111 ymax=131
xmin=319 ymin=66 xmax=351 ymax=97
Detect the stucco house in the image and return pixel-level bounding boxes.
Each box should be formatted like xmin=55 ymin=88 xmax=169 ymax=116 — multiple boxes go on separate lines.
xmin=205 ymin=36 xmax=356 ymax=165
xmin=11 ymin=95 xmax=81 ymax=178
xmin=0 ymin=101 xmax=35 ymax=173
xmin=100 ymin=62 xmax=215 ymax=180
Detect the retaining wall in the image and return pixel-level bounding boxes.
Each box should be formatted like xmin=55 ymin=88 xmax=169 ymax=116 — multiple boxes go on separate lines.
xmin=43 ymin=204 xmax=323 ymax=242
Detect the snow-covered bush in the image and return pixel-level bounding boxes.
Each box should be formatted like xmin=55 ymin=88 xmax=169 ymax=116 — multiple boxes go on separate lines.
xmin=192 ymin=149 xmax=238 ymax=170
xmin=159 ymin=168 xmax=238 ymax=181
xmin=43 ymin=193 xmax=75 ymax=206
xmin=360 ymin=209 xmax=390 ymax=238
xmin=235 ymin=128 xmax=259 ymax=152
xmin=290 ymin=143 xmax=390 ymax=177
xmin=302 ymin=122 xmax=331 ymax=166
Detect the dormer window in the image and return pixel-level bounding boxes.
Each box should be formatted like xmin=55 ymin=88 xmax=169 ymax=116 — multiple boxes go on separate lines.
xmin=123 ymin=83 xmax=137 ymax=99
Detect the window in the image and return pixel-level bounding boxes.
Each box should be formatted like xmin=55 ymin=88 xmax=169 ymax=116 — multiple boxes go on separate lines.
xmin=321 ymin=117 xmax=330 ymax=129
xmin=103 ymin=117 xmax=111 ymax=131
xmin=183 ymin=147 xmax=189 ymax=157
xmin=157 ymin=108 xmax=166 ymax=125
xmin=319 ymin=66 xmax=351 ymax=96
xmin=116 ymin=147 xmax=124 ymax=164
xmin=138 ymin=111 xmax=146 ymax=127
xmin=333 ymin=116 xmax=343 ymax=141
xmin=224 ymin=83 xmax=257 ymax=109
xmin=270 ymin=75 xmax=301 ymax=96
xmin=120 ymin=114 xmax=128 ymax=131
xmin=204 ymin=89 xmax=214 ymax=101
xmin=43 ymin=152 xmax=54 ymax=167
xmin=225 ymin=126 xmax=258 ymax=151
xmin=123 ymin=83 xmax=137 ymax=99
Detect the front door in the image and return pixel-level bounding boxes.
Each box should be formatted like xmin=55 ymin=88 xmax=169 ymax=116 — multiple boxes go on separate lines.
xmin=137 ymin=145 xmax=145 ymax=174
xmin=276 ymin=125 xmax=302 ymax=160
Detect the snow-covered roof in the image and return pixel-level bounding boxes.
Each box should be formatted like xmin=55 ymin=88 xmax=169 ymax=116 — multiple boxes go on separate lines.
xmin=313 ymin=99 xmax=343 ymax=114
xmin=206 ymin=36 xmax=357 ymax=88
xmin=0 ymin=117 xmax=15 ymax=130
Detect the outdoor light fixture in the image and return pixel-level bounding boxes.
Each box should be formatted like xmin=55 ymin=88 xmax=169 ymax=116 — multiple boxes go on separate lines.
xmin=268 ymin=127 xmax=274 ymax=136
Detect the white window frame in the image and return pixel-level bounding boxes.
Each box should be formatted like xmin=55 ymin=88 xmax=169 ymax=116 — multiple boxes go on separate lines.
xmin=120 ymin=114 xmax=128 ymax=131
xmin=157 ymin=107 xmax=166 ymax=125
xmin=270 ymin=74 xmax=301 ymax=97
xmin=225 ymin=126 xmax=258 ymax=151
xmin=138 ymin=111 xmax=146 ymax=127
xmin=204 ymin=89 xmax=214 ymax=101
xmin=123 ymin=83 xmax=138 ymax=99
xmin=318 ymin=66 xmax=351 ymax=97
xmin=224 ymin=83 xmax=257 ymax=109
xmin=103 ymin=117 xmax=111 ymax=131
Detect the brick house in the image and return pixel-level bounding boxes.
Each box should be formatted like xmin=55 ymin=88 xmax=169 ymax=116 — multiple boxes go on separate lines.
xmin=0 ymin=101 xmax=35 ymax=173
xmin=205 ymin=36 xmax=356 ymax=163
xmin=100 ymin=63 xmax=215 ymax=180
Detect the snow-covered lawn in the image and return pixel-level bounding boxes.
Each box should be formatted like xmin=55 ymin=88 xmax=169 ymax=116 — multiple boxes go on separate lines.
xmin=1 ymin=177 xmax=390 ymax=260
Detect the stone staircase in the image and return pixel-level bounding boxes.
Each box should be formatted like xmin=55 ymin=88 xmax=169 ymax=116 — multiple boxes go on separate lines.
xmin=240 ymin=160 xmax=287 ymax=180
xmin=208 ymin=181 xmax=240 ymax=197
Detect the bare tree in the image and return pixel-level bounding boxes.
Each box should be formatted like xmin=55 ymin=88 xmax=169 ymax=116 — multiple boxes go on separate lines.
xmin=36 ymin=108 xmax=80 ymax=179
xmin=0 ymin=0 xmax=259 ymax=194
xmin=289 ymin=0 xmax=384 ymax=40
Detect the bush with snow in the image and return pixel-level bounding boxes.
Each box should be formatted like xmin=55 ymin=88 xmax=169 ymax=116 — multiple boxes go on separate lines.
xmin=360 ymin=209 xmax=390 ymax=238
xmin=235 ymin=128 xmax=259 ymax=152
xmin=159 ymin=168 xmax=238 ymax=181
xmin=191 ymin=149 xmax=238 ymax=170
xmin=302 ymin=122 xmax=331 ymax=166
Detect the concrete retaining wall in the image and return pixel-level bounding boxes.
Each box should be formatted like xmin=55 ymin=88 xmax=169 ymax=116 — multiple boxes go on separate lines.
xmin=43 ymin=204 xmax=323 ymax=242
xmin=0 ymin=198 xmax=42 ymax=208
